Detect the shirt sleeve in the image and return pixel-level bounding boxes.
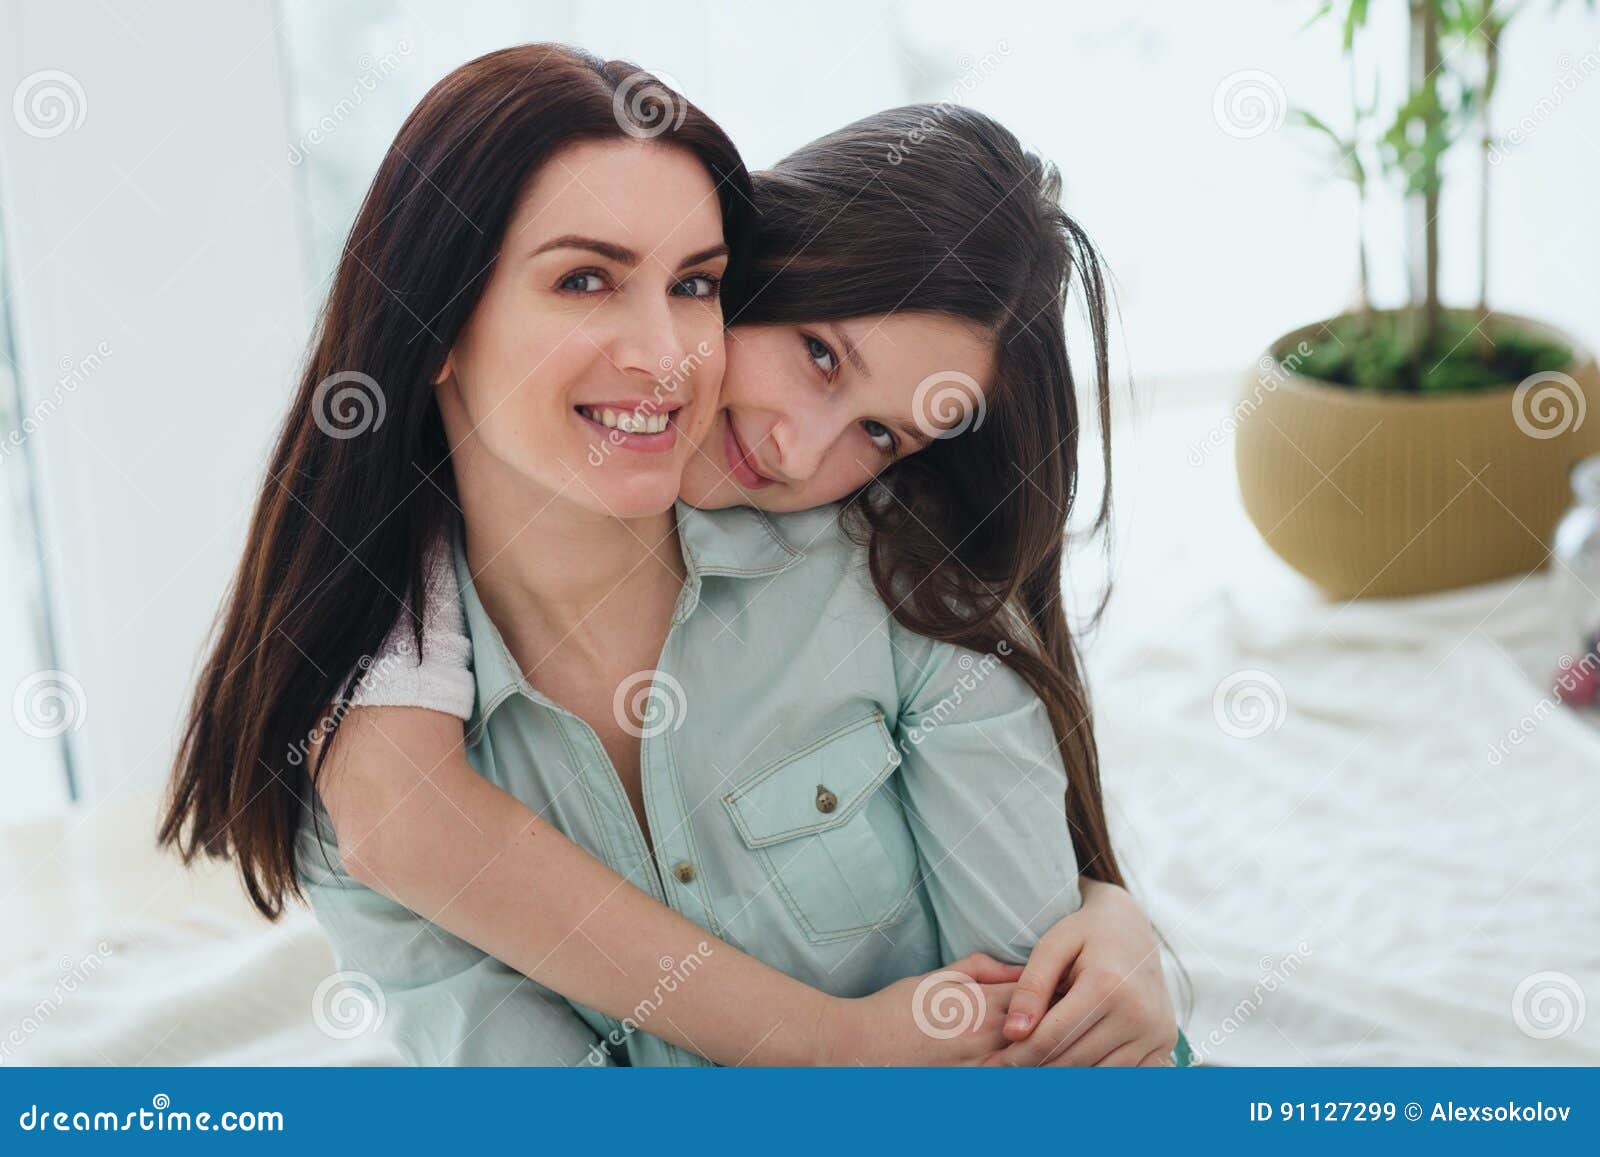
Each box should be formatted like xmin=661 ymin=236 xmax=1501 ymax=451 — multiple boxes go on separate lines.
xmin=888 ymin=622 xmax=1082 ymax=966
xmin=347 ymin=536 xmax=475 ymax=719
xmin=296 ymin=806 xmax=614 ymax=1067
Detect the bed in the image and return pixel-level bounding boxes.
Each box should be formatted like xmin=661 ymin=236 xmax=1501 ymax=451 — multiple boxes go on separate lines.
xmin=3 ymin=390 xmax=1595 ymax=1066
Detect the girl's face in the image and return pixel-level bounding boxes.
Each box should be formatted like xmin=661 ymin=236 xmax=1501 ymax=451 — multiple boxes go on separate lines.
xmin=436 ymin=138 xmax=730 ymax=521
xmin=678 ymin=313 xmax=996 ymax=513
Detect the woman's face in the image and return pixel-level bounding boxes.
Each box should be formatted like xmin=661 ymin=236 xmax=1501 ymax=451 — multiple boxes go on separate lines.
xmin=436 ymin=138 xmax=730 ymax=521
xmin=678 ymin=313 xmax=996 ymax=513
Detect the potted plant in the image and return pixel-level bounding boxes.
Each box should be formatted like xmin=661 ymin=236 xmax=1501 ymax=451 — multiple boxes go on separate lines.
xmin=1235 ymin=0 xmax=1600 ymax=598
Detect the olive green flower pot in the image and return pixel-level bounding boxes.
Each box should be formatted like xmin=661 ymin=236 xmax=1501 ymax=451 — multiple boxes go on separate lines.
xmin=1235 ymin=310 xmax=1600 ymax=599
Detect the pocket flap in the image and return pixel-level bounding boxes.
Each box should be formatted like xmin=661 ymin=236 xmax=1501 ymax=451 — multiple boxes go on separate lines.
xmin=722 ymin=713 xmax=901 ymax=848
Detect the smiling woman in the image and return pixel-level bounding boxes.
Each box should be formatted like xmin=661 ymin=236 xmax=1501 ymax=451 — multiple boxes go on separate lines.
xmin=434 ymin=137 xmax=730 ymax=522
xmin=157 ymin=43 xmax=756 ymax=917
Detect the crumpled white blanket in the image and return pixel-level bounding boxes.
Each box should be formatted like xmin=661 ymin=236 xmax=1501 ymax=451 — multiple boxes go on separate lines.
xmin=1092 ymin=557 xmax=1600 ymax=1065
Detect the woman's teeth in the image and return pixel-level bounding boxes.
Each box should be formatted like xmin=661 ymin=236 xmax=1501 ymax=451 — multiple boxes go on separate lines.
xmin=579 ymin=406 xmax=669 ymax=435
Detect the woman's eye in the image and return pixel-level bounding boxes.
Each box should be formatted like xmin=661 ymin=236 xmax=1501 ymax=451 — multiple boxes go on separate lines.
xmin=672 ymin=274 xmax=721 ymax=299
xmin=558 ymin=271 xmax=607 ymax=293
xmin=803 ymin=334 xmax=837 ymax=375
xmin=862 ymin=419 xmax=897 ymax=455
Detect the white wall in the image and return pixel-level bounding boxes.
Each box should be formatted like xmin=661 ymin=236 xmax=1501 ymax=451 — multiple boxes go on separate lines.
xmin=0 ymin=0 xmax=310 ymax=803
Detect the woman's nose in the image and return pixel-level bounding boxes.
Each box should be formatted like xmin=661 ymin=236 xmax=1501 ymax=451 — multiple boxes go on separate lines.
xmin=612 ymin=293 xmax=683 ymax=378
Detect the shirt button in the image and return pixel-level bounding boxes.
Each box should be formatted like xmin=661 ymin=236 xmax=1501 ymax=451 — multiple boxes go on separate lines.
xmin=673 ymin=861 xmax=696 ymax=884
xmin=815 ymin=785 xmax=838 ymax=814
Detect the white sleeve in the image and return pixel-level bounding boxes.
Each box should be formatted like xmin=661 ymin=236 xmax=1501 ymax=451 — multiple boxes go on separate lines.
xmin=347 ymin=537 xmax=475 ymax=719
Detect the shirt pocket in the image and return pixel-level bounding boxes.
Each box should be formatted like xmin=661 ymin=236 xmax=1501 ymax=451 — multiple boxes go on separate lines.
xmin=722 ymin=711 xmax=919 ymax=944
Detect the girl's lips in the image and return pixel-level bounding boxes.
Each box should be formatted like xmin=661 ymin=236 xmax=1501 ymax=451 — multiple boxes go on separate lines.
xmin=722 ymin=412 xmax=775 ymax=488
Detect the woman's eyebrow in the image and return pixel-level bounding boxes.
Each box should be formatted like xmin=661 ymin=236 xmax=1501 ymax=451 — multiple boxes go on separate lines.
xmin=528 ymin=235 xmax=638 ymax=264
xmin=677 ymin=243 xmax=729 ymax=270
xmin=527 ymin=236 xmax=728 ymax=271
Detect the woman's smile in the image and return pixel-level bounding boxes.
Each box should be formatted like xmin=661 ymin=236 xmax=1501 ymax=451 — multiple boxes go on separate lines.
xmin=576 ymin=399 xmax=682 ymax=453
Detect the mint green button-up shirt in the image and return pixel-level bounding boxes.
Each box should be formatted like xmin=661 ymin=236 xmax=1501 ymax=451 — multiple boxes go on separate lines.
xmin=299 ymin=502 xmax=1082 ymax=1066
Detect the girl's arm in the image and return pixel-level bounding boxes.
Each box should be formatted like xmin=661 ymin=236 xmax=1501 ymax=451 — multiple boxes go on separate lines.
xmin=316 ymin=704 xmax=1023 ymax=1066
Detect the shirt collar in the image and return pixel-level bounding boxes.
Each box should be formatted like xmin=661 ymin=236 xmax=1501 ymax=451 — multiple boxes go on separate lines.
xmin=453 ymin=502 xmax=807 ymax=740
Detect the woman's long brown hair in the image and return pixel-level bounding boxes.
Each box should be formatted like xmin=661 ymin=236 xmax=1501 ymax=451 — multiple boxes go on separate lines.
xmin=736 ymin=106 xmax=1126 ymax=887
xmin=158 ymin=44 xmax=755 ymax=917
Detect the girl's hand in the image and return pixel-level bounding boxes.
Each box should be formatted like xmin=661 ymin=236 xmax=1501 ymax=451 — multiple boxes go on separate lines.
xmin=989 ymin=879 xmax=1178 ymax=1067
xmin=818 ymin=953 xmax=1024 ymax=1066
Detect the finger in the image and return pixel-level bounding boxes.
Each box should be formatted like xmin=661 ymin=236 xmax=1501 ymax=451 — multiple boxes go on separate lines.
xmin=950 ymin=951 xmax=1025 ymax=985
xmin=1140 ymin=1046 xmax=1176 ymax=1067
xmin=1016 ymin=968 xmax=1115 ymax=1057
xmin=1041 ymin=1013 xmax=1129 ymax=1067
xmin=1099 ymin=1040 xmax=1153 ymax=1068
xmin=1005 ymin=927 xmax=1085 ymax=1040
xmin=992 ymin=999 xmax=1110 ymax=1067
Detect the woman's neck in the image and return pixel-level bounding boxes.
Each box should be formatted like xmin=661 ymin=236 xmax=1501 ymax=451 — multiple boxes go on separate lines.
xmin=453 ymin=459 xmax=686 ymax=682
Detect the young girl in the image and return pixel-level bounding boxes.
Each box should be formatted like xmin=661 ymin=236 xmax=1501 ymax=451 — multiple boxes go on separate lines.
xmin=161 ymin=45 xmax=1182 ymax=1067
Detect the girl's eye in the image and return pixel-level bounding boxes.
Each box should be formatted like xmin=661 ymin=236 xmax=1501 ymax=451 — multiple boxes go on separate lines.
xmin=559 ymin=271 xmax=608 ymax=293
xmin=672 ymin=274 xmax=721 ymax=299
xmin=803 ymin=333 xmax=837 ymax=376
xmin=862 ymin=419 xmax=897 ymax=456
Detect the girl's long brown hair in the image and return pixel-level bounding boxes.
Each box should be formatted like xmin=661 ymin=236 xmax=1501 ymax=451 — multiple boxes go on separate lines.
xmin=736 ymin=106 xmax=1125 ymax=886
xmin=158 ymin=44 xmax=755 ymax=917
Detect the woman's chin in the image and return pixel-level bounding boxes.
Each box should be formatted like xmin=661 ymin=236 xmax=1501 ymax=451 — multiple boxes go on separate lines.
xmin=576 ymin=467 xmax=686 ymax=522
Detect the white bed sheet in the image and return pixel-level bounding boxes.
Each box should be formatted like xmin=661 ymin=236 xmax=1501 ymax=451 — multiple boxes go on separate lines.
xmin=1084 ymin=390 xmax=1600 ymax=1065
